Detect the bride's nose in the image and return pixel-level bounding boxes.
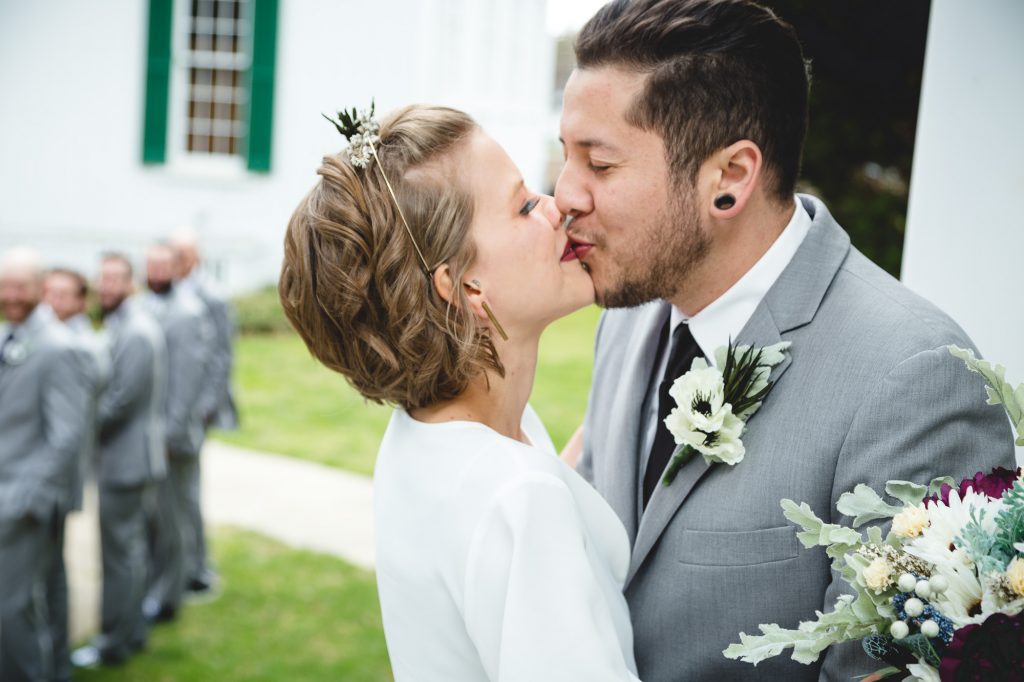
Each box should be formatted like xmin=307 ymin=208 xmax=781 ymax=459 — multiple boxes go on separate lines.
xmin=539 ymin=195 xmax=561 ymax=229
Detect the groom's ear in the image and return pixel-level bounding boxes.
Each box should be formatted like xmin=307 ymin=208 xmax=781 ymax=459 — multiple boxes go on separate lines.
xmin=706 ymin=140 xmax=763 ymax=218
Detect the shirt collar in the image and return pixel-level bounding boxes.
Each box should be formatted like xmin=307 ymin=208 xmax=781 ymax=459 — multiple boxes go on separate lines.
xmin=671 ymin=196 xmax=811 ymax=364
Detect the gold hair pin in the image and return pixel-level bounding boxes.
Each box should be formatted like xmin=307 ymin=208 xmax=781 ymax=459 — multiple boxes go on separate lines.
xmin=323 ymin=102 xmax=432 ymax=276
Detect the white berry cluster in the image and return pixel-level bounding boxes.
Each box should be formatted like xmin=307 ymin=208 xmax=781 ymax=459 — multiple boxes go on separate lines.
xmin=889 ymin=573 xmax=949 ymax=641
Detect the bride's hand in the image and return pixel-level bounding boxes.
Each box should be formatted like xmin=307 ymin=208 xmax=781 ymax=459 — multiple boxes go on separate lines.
xmin=559 ymin=425 xmax=585 ymax=468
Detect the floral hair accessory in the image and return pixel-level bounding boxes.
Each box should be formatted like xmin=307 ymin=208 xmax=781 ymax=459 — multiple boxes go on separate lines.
xmin=322 ymin=101 xmax=431 ymax=275
xmin=322 ymin=102 xmax=381 ymax=169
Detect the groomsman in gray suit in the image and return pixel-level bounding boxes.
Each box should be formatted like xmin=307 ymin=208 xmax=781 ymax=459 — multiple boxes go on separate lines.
xmin=0 ymin=248 xmax=90 ymax=682
xmin=42 ymin=267 xmax=111 ymax=680
xmin=556 ymin=1 xmax=1016 ymax=680
xmin=140 ymin=243 xmax=212 ymax=621
xmin=70 ymin=254 xmax=168 ymax=668
xmin=170 ymin=231 xmax=237 ymax=592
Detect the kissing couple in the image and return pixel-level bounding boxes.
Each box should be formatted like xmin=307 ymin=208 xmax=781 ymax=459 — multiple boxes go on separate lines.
xmin=279 ymin=0 xmax=1015 ymax=680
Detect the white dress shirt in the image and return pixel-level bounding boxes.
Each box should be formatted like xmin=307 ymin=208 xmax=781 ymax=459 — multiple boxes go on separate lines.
xmin=374 ymin=405 xmax=640 ymax=682
xmin=638 ymin=196 xmax=812 ymax=488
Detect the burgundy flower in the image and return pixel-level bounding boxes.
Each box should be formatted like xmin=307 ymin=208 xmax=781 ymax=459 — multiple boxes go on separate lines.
xmin=938 ymin=612 xmax=1024 ymax=682
xmin=929 ymin=467 xmax=1021 ymax=506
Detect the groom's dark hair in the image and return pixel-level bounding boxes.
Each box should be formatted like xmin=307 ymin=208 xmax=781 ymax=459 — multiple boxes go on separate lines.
xmin=575 ymin=0 xmax=810 ymax=203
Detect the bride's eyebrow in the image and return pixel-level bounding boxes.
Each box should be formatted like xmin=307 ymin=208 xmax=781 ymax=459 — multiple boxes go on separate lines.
xmin=508 ymin=179 xmax=525 ymax=206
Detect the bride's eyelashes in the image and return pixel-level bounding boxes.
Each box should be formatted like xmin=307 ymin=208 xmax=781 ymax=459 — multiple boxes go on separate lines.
xmin=519 ymin=198 xmax=540 ymax=216
xmin=588 ymin=161 xmax=611 ymax=173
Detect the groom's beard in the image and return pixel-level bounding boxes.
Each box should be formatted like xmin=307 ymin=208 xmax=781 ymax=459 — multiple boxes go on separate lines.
xmin=599 ymin=187 xmax=710 ymax=309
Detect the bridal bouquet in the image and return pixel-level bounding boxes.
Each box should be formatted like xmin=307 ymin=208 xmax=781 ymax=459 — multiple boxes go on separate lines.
xmin=724 ymin=347 xmax=1024 ymax=681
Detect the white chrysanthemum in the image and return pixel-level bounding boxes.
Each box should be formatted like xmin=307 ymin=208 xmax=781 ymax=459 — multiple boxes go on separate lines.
xmin=892 ymin=504 xmax=930 ymax=538
xmin=862 ymin=556 xmax=893 ymax=593
xmin=903 ymin=489 xmax=1001 ymax=627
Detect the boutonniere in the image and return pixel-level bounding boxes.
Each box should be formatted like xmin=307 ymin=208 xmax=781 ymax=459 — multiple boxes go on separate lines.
xmin=1 ymin=338 xmax=29 ymax=366
xmin=661 ymin=339 xmax=791 ymax=485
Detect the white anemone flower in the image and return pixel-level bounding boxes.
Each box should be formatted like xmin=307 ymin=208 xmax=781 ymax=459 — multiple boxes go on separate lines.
xmin=664 ymin=366 xmax=746 ymax=465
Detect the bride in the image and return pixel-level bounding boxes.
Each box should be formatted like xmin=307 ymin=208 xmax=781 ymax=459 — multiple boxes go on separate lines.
xmin=279 ymin=104 xmax=640 ymax=681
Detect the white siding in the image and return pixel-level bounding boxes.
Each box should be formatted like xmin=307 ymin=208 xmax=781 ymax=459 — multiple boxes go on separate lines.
xmin=0 ymin=0 xmax=554 ymax=293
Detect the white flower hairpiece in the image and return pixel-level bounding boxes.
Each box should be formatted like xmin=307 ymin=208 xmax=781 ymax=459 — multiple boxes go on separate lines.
xmin=322 ymin=102 xmax=381 ymax=169
xmin=322 ymin=101 xmax=431 ymax=275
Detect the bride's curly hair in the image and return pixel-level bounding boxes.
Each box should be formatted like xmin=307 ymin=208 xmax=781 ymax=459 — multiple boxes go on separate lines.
xmin=279 ymin=105 xmax=504 ymax=410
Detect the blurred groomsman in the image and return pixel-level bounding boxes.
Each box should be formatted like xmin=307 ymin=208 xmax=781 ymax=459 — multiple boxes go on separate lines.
xmin=42 ymin=268 xmax=111 ymax=680
xmin=170 ymin=232 xmax=237 ymax=593
xmin=140 ymin=243 xmax=212 ymax=622
xmin=0 ymin=248 xmax=90 ymax=682
xmin=70 ymin=254 xmax=167 ymax=669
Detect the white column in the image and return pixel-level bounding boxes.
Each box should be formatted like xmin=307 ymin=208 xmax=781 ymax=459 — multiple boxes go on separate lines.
xmin=901 ymin=0 xmax=1024 ymax=463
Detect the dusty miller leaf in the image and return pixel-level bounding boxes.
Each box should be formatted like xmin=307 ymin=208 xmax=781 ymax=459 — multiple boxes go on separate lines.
xmin=837 ymin=484 xmax=903 ymax=527
xmin=885 ymin=481 xmax=927 ymax=507
xmin=949 ymin=345 xmax=1024 ymax=445
xmin=782 ymin=499 xmax=862 ymax=548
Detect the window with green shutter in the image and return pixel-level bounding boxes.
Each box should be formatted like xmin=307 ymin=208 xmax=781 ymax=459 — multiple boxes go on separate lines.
xmin=142 ymin=0 xmax=173 ymax=164
xmin=141 ymin=0 xmax=278 ymax=172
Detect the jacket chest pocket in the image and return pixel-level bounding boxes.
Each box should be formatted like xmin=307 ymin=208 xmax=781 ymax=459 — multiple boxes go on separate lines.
xmin=676 ymin=526 xmax=800 ymax=567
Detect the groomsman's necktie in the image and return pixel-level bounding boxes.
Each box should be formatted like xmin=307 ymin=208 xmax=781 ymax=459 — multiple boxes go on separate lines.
xmin=642 ymin=320 xmax=703 ymax=509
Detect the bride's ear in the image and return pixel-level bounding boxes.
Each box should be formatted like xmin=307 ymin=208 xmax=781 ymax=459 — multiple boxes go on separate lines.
xmin=433 ymin=266 xmax=488 ymax=323
xmin=432 ymin=264 xmax=457 ymax=304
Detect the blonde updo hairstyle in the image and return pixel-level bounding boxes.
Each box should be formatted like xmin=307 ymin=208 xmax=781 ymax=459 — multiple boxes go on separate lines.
xmin=279 ymin=105 xmax=503 ymax=410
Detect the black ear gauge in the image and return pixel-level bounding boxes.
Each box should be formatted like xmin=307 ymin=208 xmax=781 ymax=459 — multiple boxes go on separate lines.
xmin=714 ymin=194 xmax=736 ymax=210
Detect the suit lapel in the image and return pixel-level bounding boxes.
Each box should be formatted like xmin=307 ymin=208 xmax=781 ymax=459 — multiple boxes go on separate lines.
xmin=0 ymin=322 xmax=11 ymax=397
xmin=625 ymin=195 xmax=852 ymax=587
xmin=604 ymin=303 xmax=669 ymax=545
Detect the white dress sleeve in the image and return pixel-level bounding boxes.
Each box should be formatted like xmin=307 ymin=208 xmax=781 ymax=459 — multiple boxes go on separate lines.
xmin=462 ymin=471 xmax=641 ymax=682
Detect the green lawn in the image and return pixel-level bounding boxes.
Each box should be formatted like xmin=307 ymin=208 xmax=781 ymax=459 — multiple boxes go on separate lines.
xmin=76 ymin=528 xmax=391 ymax=682
xmin=216 ymin=306 xmax=601 ymax=475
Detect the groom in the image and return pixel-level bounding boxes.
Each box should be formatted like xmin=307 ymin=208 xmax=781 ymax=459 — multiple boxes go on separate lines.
xmin=555 ymin=1 xmax=1015 ymax=680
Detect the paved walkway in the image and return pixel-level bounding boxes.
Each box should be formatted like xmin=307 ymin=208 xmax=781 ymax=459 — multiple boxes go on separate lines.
xmin=66 ymin=440 xmax=375 ymax=642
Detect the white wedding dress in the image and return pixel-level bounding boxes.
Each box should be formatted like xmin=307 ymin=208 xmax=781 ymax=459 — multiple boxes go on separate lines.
xmin=374 ymin=405 xmax=641 ymax=681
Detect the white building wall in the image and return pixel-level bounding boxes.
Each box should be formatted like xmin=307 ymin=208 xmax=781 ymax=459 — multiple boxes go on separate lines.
xmin=0 ymin=0 xmax=553 ymax=294
xmin=901 ymin=0 xmax=1023 ymax=462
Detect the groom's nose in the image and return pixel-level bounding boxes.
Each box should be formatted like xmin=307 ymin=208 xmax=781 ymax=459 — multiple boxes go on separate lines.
xmin=554 ymin=163 xmax=594 ymax=220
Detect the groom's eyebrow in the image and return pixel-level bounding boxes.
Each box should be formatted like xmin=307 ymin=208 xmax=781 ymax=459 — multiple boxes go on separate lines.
xmin=558 ymin=137 xmax=619 ymax=153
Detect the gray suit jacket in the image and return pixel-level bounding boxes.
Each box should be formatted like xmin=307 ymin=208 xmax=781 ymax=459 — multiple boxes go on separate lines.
xmin=187 ymin=276 xmax=238 ymax=430
xmin=580 ymin=196 xmax=1016 ymax=682
xmin=65 ymin=312 xmax=111 ymax=510
xmin=142 ymin=287 xmax=213 ymax=459
xmin=0 ymin=305 xmax=91 ymax=521
xmin=97 ymin=298 xmax=168 ymax=487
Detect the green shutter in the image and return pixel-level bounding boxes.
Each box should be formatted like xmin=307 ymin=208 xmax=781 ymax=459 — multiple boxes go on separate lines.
xmin=141 ymin=0 xmax=173 ymax=164
xmin=247 ymin=0 xmax=279 ymax=172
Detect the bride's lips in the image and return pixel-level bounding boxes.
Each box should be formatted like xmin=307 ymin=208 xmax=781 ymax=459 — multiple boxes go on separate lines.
xmin=566 ymin=236 xmax=594 ymax=261
xmin=560 ymin=240 xmax=579 ymax=263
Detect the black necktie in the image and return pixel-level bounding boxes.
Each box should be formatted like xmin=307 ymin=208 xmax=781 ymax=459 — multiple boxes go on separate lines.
xmin=642 ymin=320 xmax=703 ymax=509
